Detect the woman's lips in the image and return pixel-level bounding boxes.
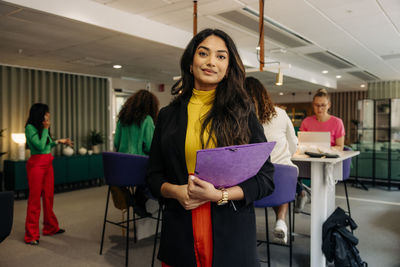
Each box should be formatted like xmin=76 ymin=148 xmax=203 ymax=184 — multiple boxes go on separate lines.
xmin=202 ymin=68 xmax=216 ymax=74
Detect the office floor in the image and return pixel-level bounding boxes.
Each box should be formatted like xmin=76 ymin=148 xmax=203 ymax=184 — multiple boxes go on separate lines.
xmin=0 ymin=182 xmax=399 ymax=267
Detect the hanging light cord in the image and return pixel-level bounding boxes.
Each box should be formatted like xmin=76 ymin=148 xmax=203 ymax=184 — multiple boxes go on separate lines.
xmin=257 ymin=0 xmax=265 ymax=65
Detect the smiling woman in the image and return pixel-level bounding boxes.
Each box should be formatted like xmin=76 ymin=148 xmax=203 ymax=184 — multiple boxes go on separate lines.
xmin=190 ymin=35 xmax=229 ymax=91
xmin=146 ymin=29 xmax=275 ymax=267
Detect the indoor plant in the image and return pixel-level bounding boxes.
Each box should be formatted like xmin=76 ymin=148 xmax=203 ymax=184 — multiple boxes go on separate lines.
xmin=89 ymin=130 xmax=104 ymax=154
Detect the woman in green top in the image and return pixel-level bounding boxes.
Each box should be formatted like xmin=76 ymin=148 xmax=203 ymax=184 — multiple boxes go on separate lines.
xmin=24 ymin=103 xmax=72 ymax=245
xmin=114 ymin=89 xmax=159 ymax=217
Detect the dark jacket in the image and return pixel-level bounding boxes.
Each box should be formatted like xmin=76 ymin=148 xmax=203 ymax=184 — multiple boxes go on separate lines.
xmin=146 ymin=97 xmax=275 ymax=267
xmin=322 ymin=207 xmax=367 ymax=267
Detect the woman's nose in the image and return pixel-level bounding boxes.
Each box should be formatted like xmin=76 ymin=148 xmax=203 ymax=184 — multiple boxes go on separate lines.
xmin=206 ymin=56 xmax=216 ymax=66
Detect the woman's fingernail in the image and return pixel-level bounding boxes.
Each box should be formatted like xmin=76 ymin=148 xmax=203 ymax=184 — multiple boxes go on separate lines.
xmin=189 ymin=175 xmax=195 ymax=180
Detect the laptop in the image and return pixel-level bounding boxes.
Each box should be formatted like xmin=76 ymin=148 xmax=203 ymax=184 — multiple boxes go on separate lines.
xmin=298 ymin=131 xmax=331 ymax=149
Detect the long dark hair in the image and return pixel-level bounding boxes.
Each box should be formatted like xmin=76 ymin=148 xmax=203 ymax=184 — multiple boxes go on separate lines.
xmin=244 ymin=77 xmax=277 ymax=124
xmin=171 ymin=28 xmax=252 ymax=147
xmin=25 ymin=103 xmax=50 ymax=139
xmin=118 ymin=89 xmax=159 ymax=126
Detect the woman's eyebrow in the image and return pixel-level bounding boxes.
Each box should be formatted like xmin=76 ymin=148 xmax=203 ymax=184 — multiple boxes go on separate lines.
xmin=197 ymin=46 xmax=228 ymax=54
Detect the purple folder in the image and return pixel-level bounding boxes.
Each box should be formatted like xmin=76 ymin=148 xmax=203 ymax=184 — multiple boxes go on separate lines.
xmin=194 ymin=142 xmax=276 ymax=188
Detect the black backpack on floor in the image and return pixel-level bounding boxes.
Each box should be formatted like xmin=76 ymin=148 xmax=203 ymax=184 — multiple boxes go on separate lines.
xmin=322 ymin=207 xmax=368 ymax=267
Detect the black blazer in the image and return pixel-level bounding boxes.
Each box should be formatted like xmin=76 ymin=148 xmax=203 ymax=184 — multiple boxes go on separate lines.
xmin=146 ymin=97 xmax=275 ymax=267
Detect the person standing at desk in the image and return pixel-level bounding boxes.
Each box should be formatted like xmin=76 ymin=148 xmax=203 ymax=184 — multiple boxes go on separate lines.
xmin=244 ymin=76 xmax=298 ymax=244
xmin=114 ymin=89 xmax=159 ymax=217
xmin=146 ymin=29 xmax=274 ymax=267
xmin=296 ymin=88 xmax=345 ymax=212
xmin=25 ymin=103 xmax=72 ymax=245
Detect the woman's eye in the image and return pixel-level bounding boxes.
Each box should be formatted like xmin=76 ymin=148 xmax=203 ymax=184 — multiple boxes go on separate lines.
xmin=198 ymin=51 xmax=207 ymax=57
xmin=217 ymin=55 xmax=226 ymax=60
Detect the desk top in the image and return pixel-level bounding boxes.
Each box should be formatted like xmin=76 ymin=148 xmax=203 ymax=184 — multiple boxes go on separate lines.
xmin=292 ymin=150 xmax=360 ymax=163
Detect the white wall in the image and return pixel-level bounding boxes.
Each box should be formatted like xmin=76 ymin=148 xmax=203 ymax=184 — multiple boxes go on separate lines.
xmin=111 ymin=78 xmax=174 ymax=108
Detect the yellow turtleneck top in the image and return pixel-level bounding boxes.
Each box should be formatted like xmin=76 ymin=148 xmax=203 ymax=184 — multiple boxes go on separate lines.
xmin=185 ymin=88 xmax=216 ymax=173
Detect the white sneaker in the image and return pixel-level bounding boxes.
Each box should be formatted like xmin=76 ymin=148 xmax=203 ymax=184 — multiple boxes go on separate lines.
xmin=295 ymin=193 xmax=308 ymax=213
xmin=273 ymin=219 xmax=287 ymax=244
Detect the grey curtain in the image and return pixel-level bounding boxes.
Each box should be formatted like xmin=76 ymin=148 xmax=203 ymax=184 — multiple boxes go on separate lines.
xmin=330 ymin=91 xmax=368 ymax=145
xmin=368 ymin=80 xmax=400 ymax=99
xmin=0 ymin=65 xmax=109 ymax=161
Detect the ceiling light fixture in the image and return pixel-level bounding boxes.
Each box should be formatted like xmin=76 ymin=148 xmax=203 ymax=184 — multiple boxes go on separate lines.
xmin=113 ymin=65 xmax=122 ymax=69
xmin=336 ymin=75 xmax=342 ymax=79
xmin=275 ymin=68 xmax=283 ymax=86
xmin=360 ymin=84 xmax=366 ymax=88
xmin=322 ymin=70 xmax=329 ymax=74
xmin=279 ymin=92 xmax=284 ymax=96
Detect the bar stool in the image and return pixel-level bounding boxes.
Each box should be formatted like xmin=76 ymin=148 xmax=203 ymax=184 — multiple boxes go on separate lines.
xmin=99 ymin=152 xmax=161 ymax=267
xmin=254 ymin=163 xmax=298 ymax=267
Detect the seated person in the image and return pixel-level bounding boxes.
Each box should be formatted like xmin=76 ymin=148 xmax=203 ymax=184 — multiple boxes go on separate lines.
xmin=245 ymin=77 xmax=298 ymax=244
xmin=296 ymin=88 xmax=345 ymax=212
xmin=114 ymin=89 xmax=159 ymax=217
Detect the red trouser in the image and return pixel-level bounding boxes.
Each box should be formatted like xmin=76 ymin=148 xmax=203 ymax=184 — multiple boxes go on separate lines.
xmin=162 ymin=202 xmax=213 ymax=267
xmin=25 ymin=154 xmax=60 ymax=243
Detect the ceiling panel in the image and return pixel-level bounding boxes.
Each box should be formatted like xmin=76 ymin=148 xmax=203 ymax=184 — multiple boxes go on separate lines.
xmin=147 ymin=7 xmax=193 ymax=25
xmin=218 ymin=10 xmax=308 ymax=48
xmin=305 ymin=52 xmax=354 ymax=69
xmin=0 ymin=1 xmax=19 ymax=15
xmin=385 ymin=58 xmax=400 ymax=70
xmin=376 ymin=0 xmax=400 ymax=29
xmin=309 ymin=0 xmax=380 ymax=20
xmin=2 ymin=0 xmax=399 ymax=92
xmin=106 ymin=0 xmax=194 ymax=16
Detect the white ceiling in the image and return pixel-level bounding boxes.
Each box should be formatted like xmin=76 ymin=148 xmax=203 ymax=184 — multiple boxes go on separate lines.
xmin=1 ymin=0 xmax=400 ymax=96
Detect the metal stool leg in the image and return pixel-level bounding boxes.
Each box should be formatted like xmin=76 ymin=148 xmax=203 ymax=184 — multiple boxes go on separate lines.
xmin=265 ymin=207 xmax=271 ymax=267
xmin=151 ymin=205 xmax=162 ymax=267
xmin=343 ymin=180 xmax=353 ymax=234
xmin=292 ymin=201 xmax=295 ymax=241
xmin=289 ymin=202 xmax=293 ymax=267
xmin=100 ymin=187 xmax=111 ymax=255
xmin=344 ymin=180 xmax=352 ymax=218
xmin=133 ymin=211 xmax=137 ymax=243
xmin=125 ymin=202 xmax=130 ymax=267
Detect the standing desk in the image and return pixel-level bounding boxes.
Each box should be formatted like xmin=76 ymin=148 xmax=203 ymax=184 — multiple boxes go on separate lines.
xmin=292 ymin=150 xmax=360 ymax=267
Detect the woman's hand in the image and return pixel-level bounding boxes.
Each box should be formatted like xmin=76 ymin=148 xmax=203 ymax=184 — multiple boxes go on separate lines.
xmin=175 ymin=184 xmax=208 ymax=210
xmin=42 ymin=114 xmax=50 ymax=129
xmin=58 ymin=138 xmax=73 ymax=147
xmin=188 ymin=175 xmax=221 ymax=203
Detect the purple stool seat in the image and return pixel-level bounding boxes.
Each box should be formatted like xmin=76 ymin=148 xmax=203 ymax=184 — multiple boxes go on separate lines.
xmin=254 ymin=163 xmax=298 ymax=267
xmin=255 ymin=163 xmax=298 ymax=208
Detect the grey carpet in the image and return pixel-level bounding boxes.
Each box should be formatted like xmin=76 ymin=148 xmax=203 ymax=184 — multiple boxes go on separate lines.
xmin=0 ymin=183 xmax=399 ymax=267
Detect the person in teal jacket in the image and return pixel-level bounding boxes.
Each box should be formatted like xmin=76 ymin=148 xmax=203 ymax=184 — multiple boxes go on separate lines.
xmin=24 ymin=103 xmax=72 ymax=245
xmin=114 ymin=89 xmax=159 ymax=217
